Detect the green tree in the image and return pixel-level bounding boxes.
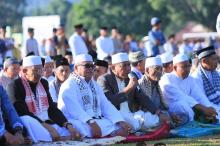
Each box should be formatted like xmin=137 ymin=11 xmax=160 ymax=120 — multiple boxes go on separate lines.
xmin=0 ymin=0 xmax=26 ymax=31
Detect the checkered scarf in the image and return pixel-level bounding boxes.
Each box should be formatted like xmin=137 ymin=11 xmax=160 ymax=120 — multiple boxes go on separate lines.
xmin=70 ymin=73 xmax=100 ymax=117
xmin=19 ymin=73 xmax=49 ymax=118
xmin=200 ymin=66 xmax=220 ymax=104
xmin=139 ymin=75 xmax=167 ymax=110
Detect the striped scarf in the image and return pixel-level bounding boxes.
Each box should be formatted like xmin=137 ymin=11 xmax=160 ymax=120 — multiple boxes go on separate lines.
xmin=139 ymin=75 xmax=167 ymax=110
xmin=70 ymin=73 xmax=100 ymax=118
xmin=20 ymin=73 xmax=49 ymax=119
xmin=200 ymin=66 xmax=220 ymax=104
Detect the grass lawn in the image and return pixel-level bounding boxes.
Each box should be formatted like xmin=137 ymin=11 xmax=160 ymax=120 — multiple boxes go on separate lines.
xmin=111 ymin=135 xmax=220 ymax=146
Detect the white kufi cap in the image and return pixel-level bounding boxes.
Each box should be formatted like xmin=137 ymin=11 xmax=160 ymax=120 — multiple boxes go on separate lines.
xmin=23 ymin=56 xmax=42 ymax=67
xmin=173 ymin=54 xmax=189 ymax=64
xmin=112 ymin=53 xmax=129 ymax=64
xmin=145 ymin=56 xmax=162 ymax=68
xmin=160 ymin=52 xmax=173 ymax=64
xmin=75 ymin=54 xmax=93 ymax=64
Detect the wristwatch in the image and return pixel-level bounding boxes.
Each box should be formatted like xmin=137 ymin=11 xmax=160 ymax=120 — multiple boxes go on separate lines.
xmin=87 ymin=119 xmax=95 ymax=124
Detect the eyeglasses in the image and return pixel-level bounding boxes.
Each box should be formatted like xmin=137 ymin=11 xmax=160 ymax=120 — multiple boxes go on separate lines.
xmin=78 ymin=63 xmax=95 ymax=69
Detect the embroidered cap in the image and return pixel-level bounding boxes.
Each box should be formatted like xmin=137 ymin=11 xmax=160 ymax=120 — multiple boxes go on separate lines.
xmin=129 ymin=51 xmax=146 ymax=63
xmin=160 ymin=52 xmax=173 ymax=64
xmin=112 ymin=53 xmax=129 ymax=64
xmin=195 ymin=46 xmax=216 ymax=60
xmin=173 ymin=54 xmax=189 ymax=64
xmin=75 ymin=54 xmax=93 ymax=64
xmin=23 ymin=56 xmax=42 ymax=67
xmin=145 ymin=56 xmax=162 ymax=68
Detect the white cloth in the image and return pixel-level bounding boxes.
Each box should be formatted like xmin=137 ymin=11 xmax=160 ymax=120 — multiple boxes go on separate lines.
xmin=58 ymin=76 xmax=124 ymax=137
xmin=23 ymin=56 xmax=42 ymax=67
xmin=115 ymin=76 xmax=159 ymax=131
xmin=74 ymin=54 xmax=93 ymax=64
xmin=20 ymin=116 xmax=70 ymax=143
xmin=112 ymin=53 xmax=129 ymax=64
xmin=69 ymin=33 xmax=88 ymax=59
xmin=96 ymin=36 xmax=114 ymax=60
xmin=159 ymin=72 xmax=213 ymax=121
xmin=49 ymin=80 xmax=58 ymax=103
xmin=25 ymin=38 xmax=39 ymax=57
xmin=216 ymin=13 xmax=220 ymax=34
xmin=145 ymin=56 xmax=162 ymax=68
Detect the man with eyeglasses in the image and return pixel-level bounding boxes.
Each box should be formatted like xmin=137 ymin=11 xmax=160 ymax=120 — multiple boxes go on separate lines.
xmin=97 ymin=53 xmax=161 ymax=132
xmin=159 ymin=54 xmax=218 ymax=124
xmin=58 ymin=54 xmax=131 ymax=138
xmin=8 ymin=55 xmax=81 ymax=143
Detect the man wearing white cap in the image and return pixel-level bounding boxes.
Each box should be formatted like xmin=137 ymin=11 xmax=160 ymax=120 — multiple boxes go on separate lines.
xmin=42 ymin=56 xmax=55 ymax=83
xmin=139 ymin=56 xmax=185 ymax=127
xmin=159 ymin=54 xmax=218 ymax=123
xmin=191 ymin=46 xmax=220 ymax=121
xmin=160 ymin=52 xmax=173 ymax=73
xmin=9 ymin=55 xmax=80 ymax=143
xmin=58 ymin=54 xmax=131 ymax=138
xmin=97 ymin=53 xmax=161 ymax=132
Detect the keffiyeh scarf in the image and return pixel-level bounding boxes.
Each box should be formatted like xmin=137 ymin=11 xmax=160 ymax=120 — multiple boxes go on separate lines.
xmin=200 ymin=66 xmax=220 ymax=104
xmin=20 ymin=73 xmax=49 ymax=119
xmin=71 ymin=73 xmax=100 ymax=118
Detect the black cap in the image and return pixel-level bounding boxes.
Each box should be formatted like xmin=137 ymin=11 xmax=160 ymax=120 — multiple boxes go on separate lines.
xmin=65 ymin=51 xmax=72 ymax=56
xmin=94 ymin=60 xmax=108 ymax=68
xmin=0 ymin=25 xmax=6 ymax=30
xmin=26 ymin=52 xmax=35 ymax=57
xmin=55 ymin=57 xmax=69 ymax=68
xmin=28 ymin=27 xmax=34 ymax=32
xmin=74 ymin=24 xmax=83 ymax=29
xmin=100 ymin=26 xmax=108 ymax=30
xmin=195 ymin=46 xmax=216 ymax=60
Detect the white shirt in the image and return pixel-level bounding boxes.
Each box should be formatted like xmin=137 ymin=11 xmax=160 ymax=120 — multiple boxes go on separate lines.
xmin=96 ymin=36 xmax=114 ymax=60
xmin=58 ymin=75 xmax=123 ymax=123
xmin=159 ymin=72 xmax=212 ymax=108
xmin=69 ymin=33 xmax=88 ymax=59
xmin=115 ymin=77 xmax=130 ymax=114
xmin=25 ymin=38 xmax=39 ymax=56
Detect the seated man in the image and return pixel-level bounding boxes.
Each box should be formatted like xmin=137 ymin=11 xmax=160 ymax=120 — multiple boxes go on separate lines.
xmin=129 ymin=51 xmax=146 ymax=79
xmin=9 ymin=56 xmax=80 ymax=143
xmin=58 ymin=54 xmax=131 ymax=138
xmin=0 ymin=85 xmax=25 ymax=145
xmin=160 ymin=52 xmax=173 ymax=73
xmin=94 ymin=59 xmax=108 ymax=81
xmin=0 ymin=58 xmax=20 ymax=89
xmin=97 ymin=53 xmax=162 ymax=132
xmin=139 ymin=56 xmax=185 ymax=127
xmin=159 ymin=54 xmax=218 ymax=123
xmin=49 ymin=57 xmax=70 ymax=103
xmin=191 ymin=46 xmax=220 ymax=120
xmin=42 ymin=56 xmax=55 ymax=83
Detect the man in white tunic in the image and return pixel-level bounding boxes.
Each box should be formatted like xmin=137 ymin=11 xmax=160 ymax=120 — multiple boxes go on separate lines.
xmin=159 ymin=54 xmax=218 ymax=123
xmin=160 ymin=52 xmax=173 ymax=73
xmin=42 ymin=56 xmax=55 ymax=83
xmin=58 ymin=54 xmax=131 ymax=138
xmin=191 ymin=46 xmax=220 ymax=121
xmin=24 ymin=28 xmax=39 ymax=57
xmin=96 ymin=27 xmax=115 ymax=60
xmin=69 ymin=24 xmax=88 ymax=60
xmin=97 ymin=53 xmax=160 ymax=132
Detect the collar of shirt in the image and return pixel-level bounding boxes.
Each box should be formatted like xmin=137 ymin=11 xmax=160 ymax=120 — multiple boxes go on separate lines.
xmin=115 ymin=76 xmax=125 ymax=92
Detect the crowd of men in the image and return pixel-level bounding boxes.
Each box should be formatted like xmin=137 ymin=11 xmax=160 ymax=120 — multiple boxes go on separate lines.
xmin=0 ymin=17 xmax=219 ymax=145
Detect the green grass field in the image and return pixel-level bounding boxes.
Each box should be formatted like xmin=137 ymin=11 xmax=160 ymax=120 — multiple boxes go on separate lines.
xmin=112 ymin=135 xmax=220 ymax=146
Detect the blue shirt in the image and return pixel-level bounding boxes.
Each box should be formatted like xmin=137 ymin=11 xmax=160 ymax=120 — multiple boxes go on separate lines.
xmin=0 ymin=85 xmax=23 ymax=136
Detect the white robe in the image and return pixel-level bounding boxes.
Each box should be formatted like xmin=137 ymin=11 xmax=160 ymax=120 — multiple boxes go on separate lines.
xmin=96 ymin=36 xmax=114 ymax=60
xmin=191 ymin=68 xmax=220 ymax=119
xmin=25 ymin=38 xmax=39 ymax=57
xmin=69 ymin=33 xmax=88 ymax=61
xmin=58 ymin=76 xmax=124 ymax=137
xmin=159 ymin=72 xmax=212 ymax=121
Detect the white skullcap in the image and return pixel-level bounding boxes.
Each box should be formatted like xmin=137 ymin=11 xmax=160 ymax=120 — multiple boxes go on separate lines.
xmin=145 ymin=56 xmax=162 ymax=68
xmin=23 ymin=56 xmax=42 ymax=67
xmin=160 ymin=52 xmax=173 ymax=64
xmin=43 ymin=56 xmax=53 ymax=63
xmin=112 ymin=53 xmax=129 ymax=64
xmin=75 ymin=54 xmax=93 ymax=64
xmin=173 ymin=54 xmax=189 ymax=64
